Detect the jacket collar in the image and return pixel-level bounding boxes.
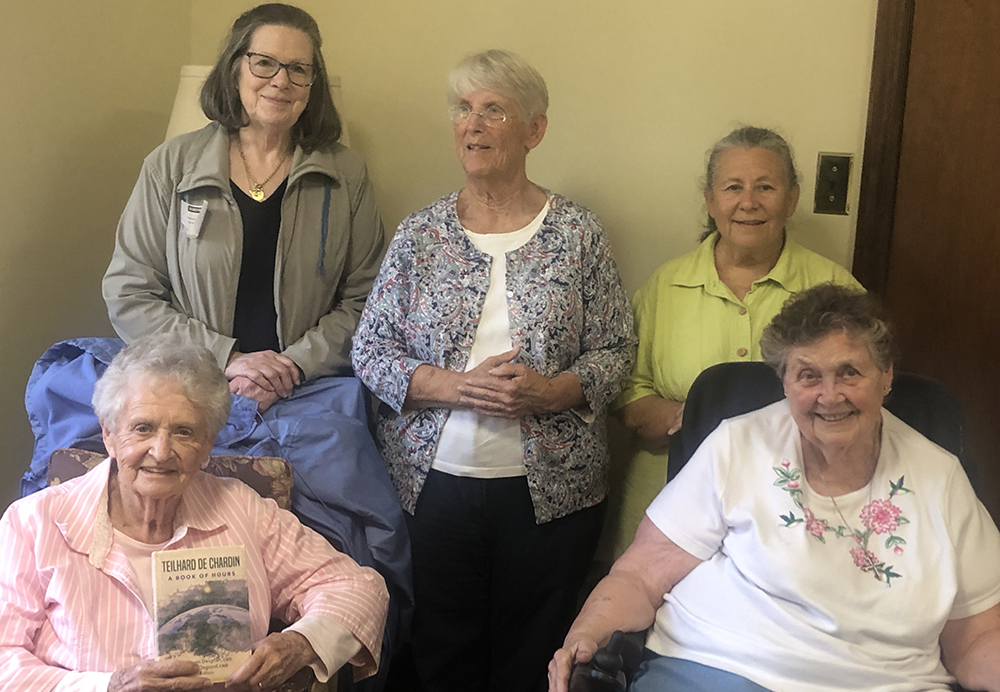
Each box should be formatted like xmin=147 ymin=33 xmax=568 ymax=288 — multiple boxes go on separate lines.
xmin=176 ymin=121 xmax=343 ymax=195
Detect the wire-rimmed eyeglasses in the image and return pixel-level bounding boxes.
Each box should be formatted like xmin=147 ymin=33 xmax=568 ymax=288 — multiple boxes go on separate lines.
xmin=449 ymin=103 xmax=507 ymax=126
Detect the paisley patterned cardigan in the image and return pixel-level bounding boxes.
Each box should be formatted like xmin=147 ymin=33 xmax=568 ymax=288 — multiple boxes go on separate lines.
xmin=351 ymin=191 xmax=636 ymax=523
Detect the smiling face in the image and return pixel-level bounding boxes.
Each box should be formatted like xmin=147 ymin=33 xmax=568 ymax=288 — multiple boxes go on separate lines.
xmin=102 ymin=378 xmax=213 ymax=506
xmin=783 ymin=330 xmax=893 ymax=458
xmin=453 ymin=89 xmax=546 ymax=183
xmin=705 ymin=146 xmax=800 ymax=256
xmin=238 ymin=24 xmax=313 ymax=133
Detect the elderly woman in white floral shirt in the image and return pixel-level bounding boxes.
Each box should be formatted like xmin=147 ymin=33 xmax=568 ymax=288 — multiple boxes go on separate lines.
xmin=351 ymin=50 xmax=635 ymax=692
xmin=550 ymin=284 xmax=1000 ymax=692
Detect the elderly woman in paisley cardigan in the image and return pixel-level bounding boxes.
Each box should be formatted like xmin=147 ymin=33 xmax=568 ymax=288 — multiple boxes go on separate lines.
xmin=351 ymin=49 xmax=635 ymax=692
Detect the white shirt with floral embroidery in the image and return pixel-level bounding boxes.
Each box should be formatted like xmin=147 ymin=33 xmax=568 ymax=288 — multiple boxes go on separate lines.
xmin=644 ymin=399 xmax=1000 ymax=692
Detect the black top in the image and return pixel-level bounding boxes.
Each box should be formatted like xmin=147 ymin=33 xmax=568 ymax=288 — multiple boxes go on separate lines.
xmin=231 ymin=179 xmax=287 ymax=353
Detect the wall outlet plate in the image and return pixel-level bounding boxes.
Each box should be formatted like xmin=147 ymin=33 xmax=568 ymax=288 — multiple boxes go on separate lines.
xmin=813 ymin=153 xmax=852 ymax=215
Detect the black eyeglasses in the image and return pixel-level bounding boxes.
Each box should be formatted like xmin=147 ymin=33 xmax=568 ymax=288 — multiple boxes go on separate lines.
xmin=245 ymin=52 xmax=315 ymax=87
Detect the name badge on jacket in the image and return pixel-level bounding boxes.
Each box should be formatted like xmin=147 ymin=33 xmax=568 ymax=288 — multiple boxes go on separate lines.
xmin=180 ymin=198 xmax=207 ymax=239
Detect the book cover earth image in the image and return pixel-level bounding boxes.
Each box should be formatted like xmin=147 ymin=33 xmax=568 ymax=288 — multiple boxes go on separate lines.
xmin=157 ymin=581 xmax=251 ymax=658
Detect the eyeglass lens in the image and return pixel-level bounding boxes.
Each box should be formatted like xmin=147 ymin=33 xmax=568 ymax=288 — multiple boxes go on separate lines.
xmin=452 ymin=105 xmax=506 ymax=124
xmin=247 ymin=53 xmax=314 ymax=87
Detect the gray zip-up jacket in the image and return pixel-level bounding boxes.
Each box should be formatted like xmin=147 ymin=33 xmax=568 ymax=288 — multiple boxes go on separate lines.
xmin=103 ymin=122 xmax=386 ymax=379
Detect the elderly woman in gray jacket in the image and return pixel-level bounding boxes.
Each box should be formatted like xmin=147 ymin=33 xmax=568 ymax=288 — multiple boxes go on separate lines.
xmin=103 ymin=3 xmax=385 ymax=411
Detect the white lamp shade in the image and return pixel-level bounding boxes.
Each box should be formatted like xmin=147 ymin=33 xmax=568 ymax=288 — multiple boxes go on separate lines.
xmin=164 ymin=65 xmax=349 ymax=146
xmin=165 ymin=66 xmax=213 ymax=141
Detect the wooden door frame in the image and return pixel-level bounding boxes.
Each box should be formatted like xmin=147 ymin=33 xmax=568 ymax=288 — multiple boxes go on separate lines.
xmin=852 ymin=0 xmax=916 ymax=296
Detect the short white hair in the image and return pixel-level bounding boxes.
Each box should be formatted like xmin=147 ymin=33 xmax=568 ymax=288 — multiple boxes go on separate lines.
xmin=447 ymin=49 xmax=549 ymax=120
xmin=93 ymin=335 xmax=231 ymax=437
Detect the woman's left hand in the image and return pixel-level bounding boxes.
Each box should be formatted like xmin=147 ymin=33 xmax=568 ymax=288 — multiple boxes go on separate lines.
xmin=548 ymin=635 xmax=599 ymax=692
xmin=459 ymin=362 xmax=585 ymax=418
xmin=229 ymin=376 xmax=281 ymax=412
xmin=226 ymin=631 xmax=319 ymax=691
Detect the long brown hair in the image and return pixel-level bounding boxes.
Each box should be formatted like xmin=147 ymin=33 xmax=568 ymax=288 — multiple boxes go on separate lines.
xmin=199 ymin=3 xmax=342 ymax=152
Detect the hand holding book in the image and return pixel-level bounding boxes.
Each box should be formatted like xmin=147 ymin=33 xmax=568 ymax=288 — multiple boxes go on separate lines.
xmin=108 ymin=659 xmax=211 ymax=691
xmin=226 ymin=630 xmax=320 ymax=690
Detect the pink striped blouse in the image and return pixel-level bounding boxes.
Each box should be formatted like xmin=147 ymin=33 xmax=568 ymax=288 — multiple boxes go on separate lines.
xmin=0 ymin=459 xmax=388 ymax=690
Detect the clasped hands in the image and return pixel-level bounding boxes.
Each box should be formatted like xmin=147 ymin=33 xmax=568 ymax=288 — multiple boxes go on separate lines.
xmin=457 ymin=346 xmax=565 ymax=419
xmin=226 ymin=350 xmax=301 ymax=413
xmin=107 ymin=630 xmax=318 ymax=691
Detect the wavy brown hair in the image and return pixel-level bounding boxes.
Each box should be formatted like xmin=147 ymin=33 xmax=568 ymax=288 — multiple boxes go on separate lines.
xmin=199 ymin=3 xmax=341 ymax=152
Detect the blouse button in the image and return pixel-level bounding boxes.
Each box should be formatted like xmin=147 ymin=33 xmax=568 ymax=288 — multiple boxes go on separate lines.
xmin=737 ymin=347 xmax=748 ymax=357
xmin=738 ymin=306 xmax=747 ymax=315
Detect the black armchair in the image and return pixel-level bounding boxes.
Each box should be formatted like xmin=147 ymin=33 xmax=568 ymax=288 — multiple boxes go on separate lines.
xmin=667 ymin=361 xmax=976 ymax=488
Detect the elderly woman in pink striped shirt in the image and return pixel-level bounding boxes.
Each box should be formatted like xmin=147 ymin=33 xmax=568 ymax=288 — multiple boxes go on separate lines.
xmin=0 ymin=336 xmax=388 ymax=691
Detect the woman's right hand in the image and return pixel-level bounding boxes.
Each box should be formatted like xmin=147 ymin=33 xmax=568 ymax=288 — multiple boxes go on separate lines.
xmin=548 ymin=635 xmax=599 ymax=692
xmin=108 ymin=660 xmax=211 ymax=691
xmin=616 ymin=394 xmax=685 ymax=450
xmin=403 ymin=348 xmax=520 ymax=411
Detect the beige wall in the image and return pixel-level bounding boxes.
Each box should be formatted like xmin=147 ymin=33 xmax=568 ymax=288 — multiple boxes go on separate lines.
xmin=193 ymin=0 xmax=877 ymax=294
xmin=0 ymin=1 xmax=191 ymax=509
xmin=0 ymin=1 xmax=877 ymax=509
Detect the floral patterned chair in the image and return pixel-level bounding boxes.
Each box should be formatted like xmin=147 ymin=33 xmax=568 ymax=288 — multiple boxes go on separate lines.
xmin=46 ymin=448 xmax=295 ymax=509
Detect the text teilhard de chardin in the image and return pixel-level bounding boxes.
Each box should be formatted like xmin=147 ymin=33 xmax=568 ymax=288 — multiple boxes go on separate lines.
xmin=160 ymin=555 xmax=242 ymax=572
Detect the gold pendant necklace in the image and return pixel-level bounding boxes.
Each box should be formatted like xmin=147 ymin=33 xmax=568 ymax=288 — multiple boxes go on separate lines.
xmin=827 ymin=483 xmax=882 ymax=581
xmin=815 ymin=432 xmax=883 ymax=582
xmin=236 ymin=136 xmax=290 ymax=202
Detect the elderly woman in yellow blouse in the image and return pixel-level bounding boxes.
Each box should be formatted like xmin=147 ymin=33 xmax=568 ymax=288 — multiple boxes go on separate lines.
xmin=610 ymin=126 xmax=862 ymax=555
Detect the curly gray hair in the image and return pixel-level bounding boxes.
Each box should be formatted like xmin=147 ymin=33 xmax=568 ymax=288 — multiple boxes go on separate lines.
xmin=760 ymin=283 xmax=896 ymax=379
xmin=93 ymin=335 xmax=231 ymax=437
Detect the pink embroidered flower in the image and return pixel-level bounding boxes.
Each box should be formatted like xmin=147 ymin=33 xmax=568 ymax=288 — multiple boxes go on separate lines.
xmin=860 ymin=499 xmax=903 ymax=534
xmin=803 ymin=507 xmax=828 ymax=538
xmin=787 ymin=481 xmax=799 ymax=489
xmin=851 ymin=546 xmax=877 ymax=567
xmin=894 ymin=546 xmax=904 ymax=556
xmin=781 ymin=459 xmax=791 ymax=468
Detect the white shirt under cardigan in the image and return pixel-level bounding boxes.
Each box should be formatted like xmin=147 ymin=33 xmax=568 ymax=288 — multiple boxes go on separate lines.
xmin=645 ymin=400 xmax=1000 ymax=692
xmin=431 ymin=203 xmax=548 ymax=478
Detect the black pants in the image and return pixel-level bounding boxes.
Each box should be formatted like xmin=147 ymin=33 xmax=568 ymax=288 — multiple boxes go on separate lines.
xmin=406 ymin=470 xmax=605 ymax=692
